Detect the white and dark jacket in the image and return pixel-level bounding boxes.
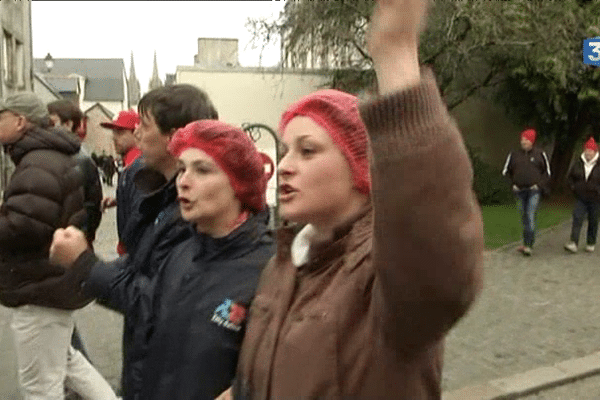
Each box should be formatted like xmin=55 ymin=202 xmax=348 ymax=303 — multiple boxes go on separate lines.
xmin=502 ymin=147 xmax=551 ymax=194
xmin=568 ymin=152 xmax=600 ymax=203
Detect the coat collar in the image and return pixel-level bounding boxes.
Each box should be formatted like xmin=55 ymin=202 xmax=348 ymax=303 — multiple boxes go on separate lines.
xmin=278 ymin=205 xmax=373 ymax=274
xmin=7 ymin=125 xmax=80 ymax=164
xmin=191 ymin=209 xmax=272 ymax=262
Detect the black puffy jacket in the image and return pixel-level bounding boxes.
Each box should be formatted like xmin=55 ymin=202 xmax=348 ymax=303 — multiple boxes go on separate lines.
xmin=0 ymin=126 xmax=90 ymax=309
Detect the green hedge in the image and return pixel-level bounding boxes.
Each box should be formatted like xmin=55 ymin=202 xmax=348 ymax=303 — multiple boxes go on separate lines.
xmin=467 ymin=145 xmax=514 ymax=206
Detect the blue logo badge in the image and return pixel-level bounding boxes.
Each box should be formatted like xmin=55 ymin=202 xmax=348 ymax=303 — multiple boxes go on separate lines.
xmin=583 ymin=37 xmax=600 ymax=67
xmin=211 ymin=298 xmax=247 ymax=332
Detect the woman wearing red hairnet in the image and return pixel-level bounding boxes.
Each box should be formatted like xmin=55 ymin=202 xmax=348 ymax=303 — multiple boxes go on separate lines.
xmin=52 ymin=120 xmax=276 ymax=400
xmin=232 ymin=0 xmax=484 ymax=398
xmin=137 ymin=120 xmax=275 ymax=400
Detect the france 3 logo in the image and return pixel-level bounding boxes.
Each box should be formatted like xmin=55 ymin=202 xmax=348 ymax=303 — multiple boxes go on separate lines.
xmin=584 ymin=37 xmax=600 ymax=67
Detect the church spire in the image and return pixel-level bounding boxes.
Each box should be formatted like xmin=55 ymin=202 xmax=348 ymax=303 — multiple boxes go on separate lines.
xmin=148 ymin=51 xmax=163 ymax=91
xmin=128 ymin=51 xmax=141 ymax=106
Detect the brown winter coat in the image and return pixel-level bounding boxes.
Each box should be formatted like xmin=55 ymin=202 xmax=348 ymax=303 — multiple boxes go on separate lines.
xmin=234 ymin=70 xmax=484 ymax=399
xmin=0 ymin=126 xmax=90 ymax=310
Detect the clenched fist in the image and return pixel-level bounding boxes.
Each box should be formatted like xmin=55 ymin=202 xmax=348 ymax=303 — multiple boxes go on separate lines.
xmin=50 ymin=226 xmax=89 ymax=268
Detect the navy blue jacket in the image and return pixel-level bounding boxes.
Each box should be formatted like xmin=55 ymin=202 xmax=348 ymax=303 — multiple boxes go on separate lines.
xmin=70 ymin=166 xmax=193 ymax=398
xmin=116 ymin=156 xmax=145 ymax=251
xmin=138 ymin=211 xmax=274 ymax=400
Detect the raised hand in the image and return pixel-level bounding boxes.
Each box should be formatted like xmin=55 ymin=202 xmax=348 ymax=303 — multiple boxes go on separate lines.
xmin=367 ymin=0 xmax=430 ymax=94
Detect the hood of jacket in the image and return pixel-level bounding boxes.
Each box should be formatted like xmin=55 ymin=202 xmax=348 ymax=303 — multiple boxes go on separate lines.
xmin=6 ymin=125 xmax=81 ymax=164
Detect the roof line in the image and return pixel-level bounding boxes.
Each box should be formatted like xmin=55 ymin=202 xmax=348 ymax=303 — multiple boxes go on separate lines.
xmin=84 ymin=102 xmax=114 ymax=119
xmin=33 ymin=72 xmax=62 ymax=99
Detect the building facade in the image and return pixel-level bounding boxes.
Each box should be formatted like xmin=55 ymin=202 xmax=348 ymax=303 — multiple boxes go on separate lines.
xmin=177 ymin=38 xmax=331 ymax=206
xmin=0 ymin=0 xmax=34 ymax=190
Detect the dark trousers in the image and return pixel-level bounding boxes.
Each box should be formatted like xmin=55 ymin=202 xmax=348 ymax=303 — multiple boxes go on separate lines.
xmin=570 ymin=199 xmax=600 ymax=245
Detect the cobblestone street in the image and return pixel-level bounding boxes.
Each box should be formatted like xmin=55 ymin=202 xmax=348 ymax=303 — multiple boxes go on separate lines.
xmin=443 ymin=217 xmax=600 ymax=397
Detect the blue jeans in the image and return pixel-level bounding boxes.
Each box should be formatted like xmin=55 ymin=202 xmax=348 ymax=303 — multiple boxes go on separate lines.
xmin=570 ymin=199 xmax=599 ymax=246
xmin=515 ymin=188 xmax=541 ymax=247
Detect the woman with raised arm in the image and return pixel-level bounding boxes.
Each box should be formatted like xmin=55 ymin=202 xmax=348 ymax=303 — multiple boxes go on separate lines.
xmin=233 ymin=0 xmax=484 ymax=398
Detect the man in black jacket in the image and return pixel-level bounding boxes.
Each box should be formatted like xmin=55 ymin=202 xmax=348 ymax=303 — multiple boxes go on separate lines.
xmin=49 ymin=84 xmax=219 ymax=399
xmin=502 ymin=128 xmax=551 ymax=256
xmin=0 ymin=93 xmax=116 ymax=399
xmin=565 ymin=137 xmax=600 ymax=253
xmin=48 ymin=99 xmax=103 ymax=245
xmin=48 ymin=99 xmax=103 ymax=374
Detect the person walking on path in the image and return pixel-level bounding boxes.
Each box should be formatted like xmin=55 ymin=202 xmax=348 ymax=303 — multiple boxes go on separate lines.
xmin=231 ymin=0 xmax=485 ymax=398
xmin=502 ymin=128 xmax=551 ymax=256
xmin=564 ymin=137 xmax=600 ymax=253
xmin=48 ymin=99 xmax=103 ymax=247
xmin=0 ymin=92 xmax=116 ymax=400
xmin=100 ymin=110 xmax=143 ymax=255
xmin=47 ymin=99 xmax=104 ymax=372
xmin=102 ymin=155 xmax=117 ymax=187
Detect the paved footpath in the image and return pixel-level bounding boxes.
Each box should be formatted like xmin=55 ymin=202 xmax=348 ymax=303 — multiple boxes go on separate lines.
xmin=443 ymin=212 xmax=600 ymax=399
xmin=3 ymin=197 xmax=600 ymax=398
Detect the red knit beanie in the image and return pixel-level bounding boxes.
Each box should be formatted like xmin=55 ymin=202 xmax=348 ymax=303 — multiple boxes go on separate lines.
xmin=521 ymin=128 xmax=536 ymax=144
xmin=168 ymin=120 xmax=274 ymax=213
xmin=279 ymin=89 xmax=371 ymax=194
xmin=585 ymin=137 xmax=598 ymax=152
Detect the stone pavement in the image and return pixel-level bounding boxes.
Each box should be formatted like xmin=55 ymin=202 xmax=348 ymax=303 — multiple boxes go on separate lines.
xmin=442 ymin=213 xmax=600 ymax=399
xmin=3 ymin=195 xmax=600 ymax=399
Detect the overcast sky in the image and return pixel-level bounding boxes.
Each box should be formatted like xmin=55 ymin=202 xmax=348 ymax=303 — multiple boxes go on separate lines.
xmin=31 ymin=1 xmax=286 ymax=93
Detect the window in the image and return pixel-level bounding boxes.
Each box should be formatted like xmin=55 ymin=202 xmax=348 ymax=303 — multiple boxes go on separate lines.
xmin=2 ymin=30 xmax=25 ymax=88
xmin=2 ymin=30 xmax=14 ymax=85
xmin=15 ymin=39 xmax=24 ymax=88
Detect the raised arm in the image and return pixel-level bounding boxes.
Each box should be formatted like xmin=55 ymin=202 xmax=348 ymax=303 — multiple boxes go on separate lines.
xmin=364 ymin=0 xmax=484 ymax=357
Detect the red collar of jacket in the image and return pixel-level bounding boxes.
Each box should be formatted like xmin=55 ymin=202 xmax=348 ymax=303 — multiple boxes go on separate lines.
xmin=123 ymin=147 xmax=142 ymax=167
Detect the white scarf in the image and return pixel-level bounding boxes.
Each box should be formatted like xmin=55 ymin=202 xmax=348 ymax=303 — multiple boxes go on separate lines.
xmin=582 ymin=152 xmax=599 ymax=180
xmin=290 ymin=224 xmax=316 ymax=267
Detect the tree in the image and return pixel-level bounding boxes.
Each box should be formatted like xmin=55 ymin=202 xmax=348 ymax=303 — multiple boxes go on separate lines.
xmin=249 ymin=1 xmax=583 ymax=106
xmin=248 ymin=0 xmax=600 ymax=191
xmin=491 ymin=0 xmax=600 ymax=191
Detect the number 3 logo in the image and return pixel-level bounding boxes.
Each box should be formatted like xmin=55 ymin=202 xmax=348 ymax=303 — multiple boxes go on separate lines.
xmin=589 ymin=42 xmax=600 ymax=62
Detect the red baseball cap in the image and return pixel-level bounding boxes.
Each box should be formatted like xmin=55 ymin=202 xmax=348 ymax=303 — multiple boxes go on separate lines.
xmin=100 ymin=110 xmax=140 ymax=131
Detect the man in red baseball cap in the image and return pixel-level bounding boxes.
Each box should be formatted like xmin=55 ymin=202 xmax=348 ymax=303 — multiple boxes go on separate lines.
xmin=101 ymin=109 xmax=141 ymax=167
xmin=502 ymin=128 xmax=551 ymax=256
xmin=101 ymin=110 xmax=143 ymax=254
